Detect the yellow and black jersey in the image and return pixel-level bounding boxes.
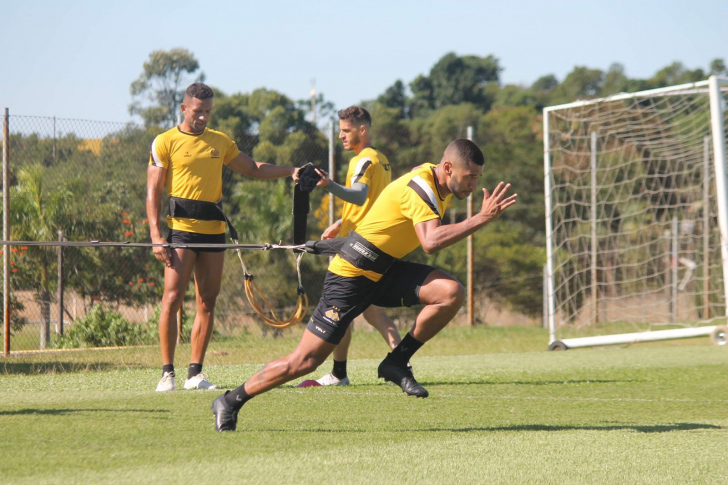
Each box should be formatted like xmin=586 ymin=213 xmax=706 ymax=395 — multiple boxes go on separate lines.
xmin=339 ymin=147 xmax=392 ymax=237
xmin=149 ymin=126 xmax=240 ymax=234
xmin=329 ymin=163 xmax=452 ymax=281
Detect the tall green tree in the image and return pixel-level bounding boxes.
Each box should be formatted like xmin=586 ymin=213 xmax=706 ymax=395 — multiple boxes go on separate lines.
xmin=410 ymin=52 xmax=501 ymax=116
xmin=9 ymin=165 xmax=75 ymax=347
xmin=129 ymin=48 xmax=205 ymax=128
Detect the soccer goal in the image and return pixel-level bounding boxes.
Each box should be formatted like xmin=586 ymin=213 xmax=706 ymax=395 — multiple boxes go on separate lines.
xmin=544 ymin=76 xmax=728 ymax=350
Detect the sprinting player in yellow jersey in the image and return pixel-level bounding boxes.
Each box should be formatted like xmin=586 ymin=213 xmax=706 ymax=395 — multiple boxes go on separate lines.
xmin=312 ymin=106 xmax=400 ymax=386
xmin=147 ymin=82 xmax=298 ymax=392
xmin=212 ymin=138 xmax=518 ymax=431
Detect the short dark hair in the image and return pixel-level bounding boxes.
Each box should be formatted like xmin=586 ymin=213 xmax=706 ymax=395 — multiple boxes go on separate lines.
xmin=338 ymin=106 xmax=372 ymax=127
xmin=445 ymin=139 xmax=484 ymax=166
xmin=185 ymin=82 xmax=214 ymax=101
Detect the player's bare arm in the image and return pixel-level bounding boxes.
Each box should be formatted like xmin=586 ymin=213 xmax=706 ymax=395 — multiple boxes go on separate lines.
xmin=414 ymin=182 xmax=518 ymax=254
xmin=146 ymin=165 xmax=172 ymax=267
xmin=227 ymin=151 xmax=298 ymax=180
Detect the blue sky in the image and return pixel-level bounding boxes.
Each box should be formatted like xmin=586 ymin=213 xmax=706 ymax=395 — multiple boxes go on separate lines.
xmin=2 ymin=0 xmax=726 ymax=123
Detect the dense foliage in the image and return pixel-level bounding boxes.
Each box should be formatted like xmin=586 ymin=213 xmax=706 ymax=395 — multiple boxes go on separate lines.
xmin=4 ymin=49 xmax=725 ymax=339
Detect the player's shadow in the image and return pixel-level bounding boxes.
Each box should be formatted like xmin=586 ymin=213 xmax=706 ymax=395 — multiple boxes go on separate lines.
xmin=423 ymin=423 xmax=721 ymax=433
xmin=412 ymin=379 xmax=637 ymax=386
xmin=1 ymin=361 xmax=126 ymax=375
xmin=0 ymin=408 xmax=170 ymax=416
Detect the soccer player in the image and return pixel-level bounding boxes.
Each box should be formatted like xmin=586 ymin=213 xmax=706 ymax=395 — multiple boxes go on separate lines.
xmin=212 ymin=138 xmax=517 ymax=431
xmin=312 ymin=106 xmax=401 ymax=386
xmin=147 ymin=82 xmax=298 ymax=392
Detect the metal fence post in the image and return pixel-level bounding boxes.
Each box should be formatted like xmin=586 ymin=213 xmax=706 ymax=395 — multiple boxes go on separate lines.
xmin=3 ymin=108 xmax=9 ymax=355
xmin=466 ymin=126 xmax=474 ymax=326
xmin=57 ymin=230 xmax=64 ymax=335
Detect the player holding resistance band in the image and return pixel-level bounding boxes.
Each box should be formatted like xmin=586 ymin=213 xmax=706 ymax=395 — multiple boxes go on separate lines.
xmin=147 ymin=82 xmax=299 ymax=392
xmin=212 ymin=138 xmax=518 ymax=431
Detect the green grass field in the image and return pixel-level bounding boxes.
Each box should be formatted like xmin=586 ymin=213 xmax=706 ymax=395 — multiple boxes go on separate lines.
xmin=1 ymin=327 xmax=726 ymax=484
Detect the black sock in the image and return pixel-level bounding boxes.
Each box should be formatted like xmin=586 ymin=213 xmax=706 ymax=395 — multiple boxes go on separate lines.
xmin=225 ymin=384 xmax=253 ymax=411
xmin=387 ymin=333 xmax=424 ymax=365
xmin=162 ymin=364 xmax=175 ymax=377
xmin=188 ymin=363 xmax=203 ymax=379
xmin=332 ymin=360 xmax=347 ymax=379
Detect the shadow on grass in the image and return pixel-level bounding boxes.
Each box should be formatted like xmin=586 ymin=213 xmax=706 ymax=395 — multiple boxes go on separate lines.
xmin=0 ymin=408 xmax=170 ymax=416
xmin=440 ymin=423 xmax=722 ymax=433
xmin=1 ymin=362 xmax=139 ymax=375
xmin=256 ymin=422 xmax=721 ymax=434
xmin=415 ymin=379 xmax=637 ymax=386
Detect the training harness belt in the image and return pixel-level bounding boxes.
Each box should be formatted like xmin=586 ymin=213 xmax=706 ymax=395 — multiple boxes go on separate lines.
xmin=337 ymin=231 xmax=397 ymax=275
xmin=168 ymin=197 xmax=238 ymax=240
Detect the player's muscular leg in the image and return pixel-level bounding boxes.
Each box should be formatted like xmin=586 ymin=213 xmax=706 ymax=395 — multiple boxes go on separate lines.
xmin=190 ymin=251 xmax=224 ymax=364
xmin=244 ymin=330 xmax=337 ymax=396
xmin=410 ymin=269 xmax=465 ymax=343
xmin=159 ymin=248 xmax=196 ymax=365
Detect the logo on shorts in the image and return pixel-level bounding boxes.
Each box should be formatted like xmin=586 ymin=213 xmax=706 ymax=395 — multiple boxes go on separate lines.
xmin=315 ymin=325 xmax=327 ymax=334
xmin=324 ymin=307 xmax=340 ymax=322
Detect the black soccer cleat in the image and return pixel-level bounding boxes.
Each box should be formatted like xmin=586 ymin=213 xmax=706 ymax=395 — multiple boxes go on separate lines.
xmin=378 ymin=358 xmax=429 ymax=398
xmin=212 ymin=391 xmax=238 ymax=432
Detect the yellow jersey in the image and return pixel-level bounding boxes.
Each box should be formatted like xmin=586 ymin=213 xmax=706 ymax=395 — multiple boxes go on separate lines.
xmin=149 ymin=126 xmax=240 ymax=234
xmin=339 ymin=147 xmax=392 ymax=237
xmin=329 ymin=163 xmax=452 ymax=281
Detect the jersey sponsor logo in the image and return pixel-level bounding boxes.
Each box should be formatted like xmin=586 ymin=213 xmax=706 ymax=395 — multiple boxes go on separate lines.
xmin=184 ymin=151 xmax=192 ymax=158
xmin=382 ymin=163 xmax=391 ymax=171
xmin=351 ymin=241 xmax=378 ymax=262
xmin=210 ymin=148 xmax=220 ymax=158
xmin=324 ymin=308 xmax=340 ymax=322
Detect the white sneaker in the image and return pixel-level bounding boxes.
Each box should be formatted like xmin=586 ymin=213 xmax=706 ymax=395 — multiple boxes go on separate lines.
xmin=156 ymin=371 xmax=176 ymax=392
xmin=184 ymin=373 xmax=219 ymax=390
xmin=315 ymin=372 xmax=350 ymax=386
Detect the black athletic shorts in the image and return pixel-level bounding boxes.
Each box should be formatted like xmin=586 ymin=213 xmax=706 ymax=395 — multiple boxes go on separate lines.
xmin=167 ymin=229 xmax=226 ymax=254
xmin=307 ymin=260 xmax=435 ymax=344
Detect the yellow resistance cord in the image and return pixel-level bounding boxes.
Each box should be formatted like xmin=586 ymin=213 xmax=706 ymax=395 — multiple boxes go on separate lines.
xmin=233 ymin=240 xmax=308 ymax=328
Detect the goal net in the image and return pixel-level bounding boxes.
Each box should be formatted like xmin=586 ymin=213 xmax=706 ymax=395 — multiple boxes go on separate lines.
xmin=544 ymin=76 xmax=728 ymax=349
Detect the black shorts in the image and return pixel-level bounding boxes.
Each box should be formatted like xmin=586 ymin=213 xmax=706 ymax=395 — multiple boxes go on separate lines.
xmin=167 ymin=229 xmax=226 ymax=254
xmin=307 ymin=260 xmax=435 ymax=344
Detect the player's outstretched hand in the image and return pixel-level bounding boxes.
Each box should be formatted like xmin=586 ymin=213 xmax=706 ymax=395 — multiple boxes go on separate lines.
xmin=314 ymin=168 xmax=331 ymax=188
xmin=480 ymin=182 xmax=517 ymax=223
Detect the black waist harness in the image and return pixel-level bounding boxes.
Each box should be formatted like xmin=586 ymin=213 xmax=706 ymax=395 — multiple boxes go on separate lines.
xmin=168 ymin=197 xmax=238 ymax=240
xmin=337 ymin=231 xmax=397 ymax=274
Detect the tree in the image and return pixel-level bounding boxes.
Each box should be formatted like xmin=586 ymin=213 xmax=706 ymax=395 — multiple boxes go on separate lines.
xmin=710 ymin=58 xmax=726 ymax=75
xmin=129 ymin=48 xmax=205 ymax=128
xmin=532 ymin=75 xmax=558 ymax=93
xmin=409 ymin=53 xmax=501 ymax=117
xmin=377 ymin=80 xmax=408 ymax=119
xmin=9 ymin=165 xmax=75 ymax=347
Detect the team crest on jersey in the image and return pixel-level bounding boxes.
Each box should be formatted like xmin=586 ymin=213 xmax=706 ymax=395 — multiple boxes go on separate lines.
xmin=210 ymin=148 xmax=220 ymax=158
xmin=324 ymin=307 xmax=340 ymax=322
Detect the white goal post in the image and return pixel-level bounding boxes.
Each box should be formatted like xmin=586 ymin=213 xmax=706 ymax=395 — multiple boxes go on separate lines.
xmin=544 ymin=76 xmax=728 ymax=350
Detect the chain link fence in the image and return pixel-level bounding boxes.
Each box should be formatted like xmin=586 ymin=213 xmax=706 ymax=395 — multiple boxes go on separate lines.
xmin=1 ymin=112 xmax=543 ymax=355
